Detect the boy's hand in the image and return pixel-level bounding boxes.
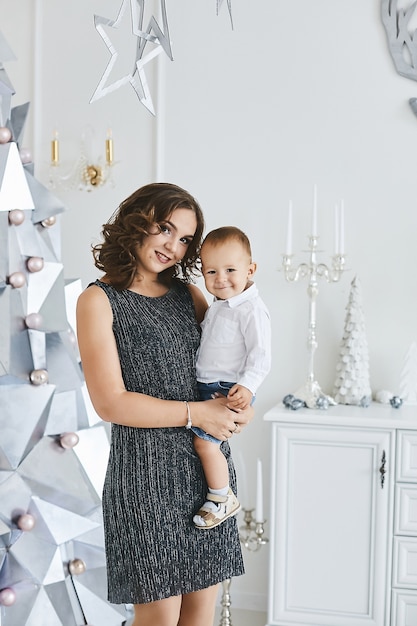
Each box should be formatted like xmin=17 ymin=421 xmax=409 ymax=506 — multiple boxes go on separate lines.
xmin=227 ymin=384 xmax=253 ymax=410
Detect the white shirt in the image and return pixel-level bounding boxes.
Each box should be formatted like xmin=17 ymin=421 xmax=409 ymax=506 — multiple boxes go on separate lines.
xmin=196 ymin=283 xmax=271 ymax=395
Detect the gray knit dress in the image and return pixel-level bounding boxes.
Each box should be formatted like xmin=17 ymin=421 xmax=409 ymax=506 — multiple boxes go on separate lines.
xmin=94 ymin=279 xmax=245 ymax=605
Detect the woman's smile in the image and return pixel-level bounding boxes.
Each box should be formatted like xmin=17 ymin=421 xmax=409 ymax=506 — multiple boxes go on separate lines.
xmin=155 ymin=250 xmax=172 ymax=264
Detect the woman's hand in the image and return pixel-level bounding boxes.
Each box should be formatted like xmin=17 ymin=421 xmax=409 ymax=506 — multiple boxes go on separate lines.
xmin=191 ymin=396 xmax=254 ymax=441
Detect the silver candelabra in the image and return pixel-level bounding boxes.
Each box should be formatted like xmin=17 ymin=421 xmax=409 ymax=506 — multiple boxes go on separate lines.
xmin=282 ymin=234 xmax=345 ymax=408
xmin=218 ymin=511 xmax=268 ymax=625
xmin=239 ymin=509 xmax=268 ymax=552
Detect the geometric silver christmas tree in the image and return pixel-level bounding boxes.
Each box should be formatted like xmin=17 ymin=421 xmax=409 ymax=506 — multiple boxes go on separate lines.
xmin=0 ymin=32 xmax=130 ymax=626
xmin=399 ymin=341 xmax=417 ymax=405
xmin=333 ymin=276 xmax=372 ymax=406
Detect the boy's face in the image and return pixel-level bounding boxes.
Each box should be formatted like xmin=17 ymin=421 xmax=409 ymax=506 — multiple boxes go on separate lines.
xmin=201 ymin=239 xmax=256 ymax=300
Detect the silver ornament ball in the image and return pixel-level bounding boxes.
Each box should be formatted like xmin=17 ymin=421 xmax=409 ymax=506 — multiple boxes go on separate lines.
xmin=0 ymin=127 xmax=12 ymax=143
xmin=60 ymin=432 xmax=80 ymax=449
xmin=19 ymin=147 xmax=32 ymax=164
xmin=8 ymin=209 xmax=25 ymax=225
xmin=30 ymin=369 xmax=48 ymax=385
xmin=0 ymin=587 xmax=16 ymax=606
xmin=17 ymin=513 xmax=36 ymax=531
xmin=69 ymin=558 xmax=86 ymax=576
xmin=25 ymin=312 xmax=43 ymax=329
xmin=41 ymin=216 xmax=56 ymax=228
xmin=8 ymin=272 xmax=26 ymax=288
xmin=27 ymin=256 xmax=44 ymax=272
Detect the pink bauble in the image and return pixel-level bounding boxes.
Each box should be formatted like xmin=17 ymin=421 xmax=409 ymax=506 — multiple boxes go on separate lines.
xmin=19 ymin=147 xmax=32 ymax=164
xmin=60 ymin=432 xmax=79 ymax=449
xmin=27 ymin=256 xmax=44 ymax=273
xmin=8 ymin=209 xmax=25 ymax=225
xmin=67 ymin=329 xmax=77 ymax=346
xmin=0 ymin=127 xmax=12 ymax=143
xmin=17 ymin=513 xmax=35 ymax=531
xmin=29 ymin=369 xmax=48 ymax=385
xmin=41 ymin=216 xmax=56 ymax=228
xmin=25 ymin=312 xmax=43 ymax=329
xmin=8 ymin=272 xmax=26 ymax=288
xmin=69 ymin=558 xmax=86 ymax=576
xmin=0 ymin=588 xmax=16 ymax=606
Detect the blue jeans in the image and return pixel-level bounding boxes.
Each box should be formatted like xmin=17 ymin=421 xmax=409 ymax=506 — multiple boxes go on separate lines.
xmin=192 ymin=381 xmax=236 ymax=444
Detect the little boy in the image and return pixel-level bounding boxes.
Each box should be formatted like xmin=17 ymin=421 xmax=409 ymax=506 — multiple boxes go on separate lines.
xmin=192 ymin=226 xmax=271 ymax=529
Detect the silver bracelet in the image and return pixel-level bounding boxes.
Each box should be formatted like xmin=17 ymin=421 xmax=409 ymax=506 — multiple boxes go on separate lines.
xmin=184 ymin=401 xmax=192 ymax=429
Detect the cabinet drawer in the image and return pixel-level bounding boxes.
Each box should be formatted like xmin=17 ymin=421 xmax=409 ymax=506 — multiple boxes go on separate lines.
xmin=393 ymin=537 xmax=417 ymax=588
xmin=395 ymin=485 xmax=417 ymax=535
xmin=397 ymin=432 xmax=417 ymax=482
xmin=391 ymin=590 xmax=417 ymax=626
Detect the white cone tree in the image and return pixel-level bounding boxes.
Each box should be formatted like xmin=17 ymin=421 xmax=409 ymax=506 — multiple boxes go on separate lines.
xmin=333 ymin=276 xmax=372 ymax=406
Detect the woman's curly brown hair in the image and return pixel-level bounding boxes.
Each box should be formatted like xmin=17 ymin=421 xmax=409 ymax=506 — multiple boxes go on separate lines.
xmin=92 ymin=182 xmax=205 ymax=290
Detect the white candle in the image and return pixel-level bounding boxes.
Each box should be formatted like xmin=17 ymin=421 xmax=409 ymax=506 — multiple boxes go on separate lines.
xmin=237 ymin=452 xmax=249 ymax=510
xmin=339 ymin=199 xmax=345 ymax=255
xmin=334 ymin=203 xmax=340 ymax=255
xmin=312 ymin=184 xmax=318 ymax=236
xmin=255 ymin=458 xmax=263 ymax=522
xmin=285 ymin=200 xmax=293 ymax=255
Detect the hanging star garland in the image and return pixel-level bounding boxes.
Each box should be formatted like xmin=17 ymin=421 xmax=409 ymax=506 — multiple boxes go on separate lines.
xmin=217 ymin=0 xmax=233 ymax=29
xmin=90 ymin=0 xmax=173 ymax=115
xmin=91 ymin=0 xmax=233 ymax=114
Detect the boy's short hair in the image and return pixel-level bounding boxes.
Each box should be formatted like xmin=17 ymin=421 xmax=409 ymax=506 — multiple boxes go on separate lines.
xmin=202 ymin=226 xmax=252 ymax=258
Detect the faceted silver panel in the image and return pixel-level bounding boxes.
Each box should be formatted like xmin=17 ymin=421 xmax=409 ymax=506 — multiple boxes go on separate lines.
xmin=0 ymin=32 xmax=128 ymax=625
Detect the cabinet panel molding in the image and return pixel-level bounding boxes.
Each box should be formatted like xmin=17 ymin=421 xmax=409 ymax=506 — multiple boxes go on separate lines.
xmin=393 ymin=537 xmax=417 ymax=589
xmin=391 ymin=591 xmax=417 ymax=626
xmin=395 ymin=484 xmax=417 ymax=535
xmin=267 ymin=421 xmax=392 ymax=626
xmin=397 ymin=431 xmax=417 ymax=482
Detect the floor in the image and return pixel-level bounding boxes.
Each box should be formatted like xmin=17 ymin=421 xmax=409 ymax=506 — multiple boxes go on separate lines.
xmin=125 ymin=606 xmax=267 ymax=625
xmin=214 ymin=608 xmax=267 ymax=625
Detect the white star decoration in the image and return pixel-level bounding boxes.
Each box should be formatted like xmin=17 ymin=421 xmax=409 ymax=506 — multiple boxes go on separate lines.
xmin=90 ymin=0 xmax=233 ymax=114
xmin=217 ymin=0 xmax=233 ymax=29
xmin=90 ymin=0 xmax=173 ymax=115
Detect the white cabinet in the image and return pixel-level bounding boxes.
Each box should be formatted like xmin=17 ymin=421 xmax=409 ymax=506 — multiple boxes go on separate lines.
xmin=264 ymin=403 xmax=417 ymax=626
xmin=392 ymin=431 xmax=417 ymax=625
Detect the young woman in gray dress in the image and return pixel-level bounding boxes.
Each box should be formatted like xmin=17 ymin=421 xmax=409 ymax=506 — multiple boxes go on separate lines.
xmin=76 ymin=182 xmax=253 ymax=626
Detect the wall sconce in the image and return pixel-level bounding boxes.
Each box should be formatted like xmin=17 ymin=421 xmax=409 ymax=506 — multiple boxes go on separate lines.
xmin=48 ymin=126 xmax=116 ymax=192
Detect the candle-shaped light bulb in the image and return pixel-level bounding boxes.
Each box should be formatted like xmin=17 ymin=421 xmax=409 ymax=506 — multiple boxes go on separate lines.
xmin=285 ymin=201 xmax=293 ymax=255
xmin=51 ymin=130 xmax=59 ymax=165
xmin=312 ymin=184 xmax=318 ymax=236
xmin=105 ymin=128 xmax=113 ymax=165
xmin=339 ymin=199 xmax=345 ymax=255
xmin=255 ymin=458 xmax=263 ymax=522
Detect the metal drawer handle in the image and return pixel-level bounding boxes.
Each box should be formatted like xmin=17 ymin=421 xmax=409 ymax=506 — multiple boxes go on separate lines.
xmin=379 ymin=450 xmax=386 ymax=489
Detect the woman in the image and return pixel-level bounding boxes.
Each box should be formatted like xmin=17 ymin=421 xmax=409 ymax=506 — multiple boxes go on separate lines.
xmin=76 ymin=183 xmax=253 ymax=626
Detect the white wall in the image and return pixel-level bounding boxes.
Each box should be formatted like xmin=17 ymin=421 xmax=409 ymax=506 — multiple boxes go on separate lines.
xmin=3 ymin=0 xmax=417 ymax=612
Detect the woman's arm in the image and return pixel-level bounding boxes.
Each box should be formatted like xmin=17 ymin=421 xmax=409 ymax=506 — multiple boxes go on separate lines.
xmin=76 ymin=285 xmax=251 ymax=439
